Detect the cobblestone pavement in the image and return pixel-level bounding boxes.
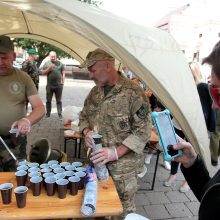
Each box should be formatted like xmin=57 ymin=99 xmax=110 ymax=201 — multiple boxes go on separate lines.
xmin=27 ymin=75 xmax=219 ymax=220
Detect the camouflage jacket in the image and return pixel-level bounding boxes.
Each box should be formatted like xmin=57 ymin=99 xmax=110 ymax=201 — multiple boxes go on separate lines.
xmin=22 ymin=60 xmax=39 ymax=88
xmin=79 ymin=75 xmax=152 ymax=177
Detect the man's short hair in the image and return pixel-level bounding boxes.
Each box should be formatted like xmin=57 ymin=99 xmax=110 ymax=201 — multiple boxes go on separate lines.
xmin=0 ymin=35 xmax=14 ymax=53
xmin=80 ymin=48 xmax=115 ymax=68
xmin=202 ymin=42 xmax=220 ymax=80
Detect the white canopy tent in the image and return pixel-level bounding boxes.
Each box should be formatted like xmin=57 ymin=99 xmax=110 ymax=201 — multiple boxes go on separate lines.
xmin=0 ymin=0 xmax=211 ymax=168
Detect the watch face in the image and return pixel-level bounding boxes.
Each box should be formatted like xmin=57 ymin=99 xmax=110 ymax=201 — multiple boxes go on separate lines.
xmin=9 ymin=128 xmax=17 ymax=134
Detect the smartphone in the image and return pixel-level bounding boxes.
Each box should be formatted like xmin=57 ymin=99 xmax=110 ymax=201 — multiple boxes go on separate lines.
xmin=152 ymin=109 xmax=182 ymax=161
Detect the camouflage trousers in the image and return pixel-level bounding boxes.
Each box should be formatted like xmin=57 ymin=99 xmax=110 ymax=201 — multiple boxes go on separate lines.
xmin=110 ymin=171 xmax=138 ymax=219
xmin=0 ymin=135 xmax=27 ymax=171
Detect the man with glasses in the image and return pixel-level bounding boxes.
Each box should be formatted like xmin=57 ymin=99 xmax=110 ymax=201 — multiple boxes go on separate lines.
xmin=173 ymin=42 xmax=220 ymax=220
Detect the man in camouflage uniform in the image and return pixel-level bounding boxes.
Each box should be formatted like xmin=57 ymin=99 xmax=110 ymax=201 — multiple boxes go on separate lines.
xmin=22 ymin=48 xmax=40 ymax=90
xmin=79 ymin=49 xmax=152 ymax=218
xmin=0 ymin=36 xmax=45 ymax=171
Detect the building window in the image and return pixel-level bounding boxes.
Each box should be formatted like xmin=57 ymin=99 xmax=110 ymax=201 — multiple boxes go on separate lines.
xmin=199 ymin=33 xmax=202 ymax=38
xmin=218 ymin=33 xmax=220 ymax=37
xmin=193 ymin=52 xmax=199 ymax=62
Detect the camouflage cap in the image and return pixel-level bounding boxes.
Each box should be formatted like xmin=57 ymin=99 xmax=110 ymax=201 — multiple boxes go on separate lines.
xmin=0 ymin=35 xmax=14 ymax=53
xmin=80 ymin=48 xmax=115 ymax=68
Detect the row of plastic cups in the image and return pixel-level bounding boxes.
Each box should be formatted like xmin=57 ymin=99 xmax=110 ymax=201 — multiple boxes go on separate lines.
xmin=17 ymin=164 xmax=86 ymax=174
xmin=15 ymin=169 xmax=86 ymax=190
xmin=29 ymin=173 xmax=85 ymax=198
xmin=0 ymin=183 xmax=28 ymax=208
xmin=44 ymin=176 xmax=82 ymax=198
xmin=16 ymin=166 xmax=86 ymax=181
xmin=43 ymin=171 xmax=86 ymax=191
xmin=17 ymin=160 xmax=83 ymax=168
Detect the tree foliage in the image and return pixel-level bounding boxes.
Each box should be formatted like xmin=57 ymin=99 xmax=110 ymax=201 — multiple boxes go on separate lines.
xmin=13 ymin=0 xmax=102 ymax=65
xmin=78 ymin=0 xmax=102 ymax=7
xmin=13 ymin=38 xmax=70 ymax=65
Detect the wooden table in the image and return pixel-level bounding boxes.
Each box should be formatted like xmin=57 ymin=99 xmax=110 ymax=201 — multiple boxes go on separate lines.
xmin=149 ymin=127 xmax=159 ymax=143
xmin=0 ymin=172 xmax=123 ymax=219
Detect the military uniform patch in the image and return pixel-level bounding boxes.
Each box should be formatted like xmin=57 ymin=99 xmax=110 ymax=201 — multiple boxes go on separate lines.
xmin=136 ymin=103 xmax=148 ymax=119
xmin=119 ymin=120 xmax=127 ymax=129
xmin=9 ymin=81 xmax=22 ymax=94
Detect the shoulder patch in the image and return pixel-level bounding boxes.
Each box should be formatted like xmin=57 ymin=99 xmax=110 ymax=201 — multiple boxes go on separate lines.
xmin=136 ymin=103 xmax=148 ymax=119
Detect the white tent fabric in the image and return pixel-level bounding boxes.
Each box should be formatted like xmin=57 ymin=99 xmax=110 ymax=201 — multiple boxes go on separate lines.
xmin=0 ymin=0 xmax=211 ymax=169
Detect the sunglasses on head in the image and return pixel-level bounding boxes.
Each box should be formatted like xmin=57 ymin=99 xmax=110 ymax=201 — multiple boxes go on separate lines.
xmin=208 ymin=83 xmax=220 ymax=107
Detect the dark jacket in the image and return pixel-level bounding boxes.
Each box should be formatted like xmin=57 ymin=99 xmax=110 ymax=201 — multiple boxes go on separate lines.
xmin=197 ymin=83 xmax=216 ymax=132
xmin=181 ymin=156 xmax=220 ymax=220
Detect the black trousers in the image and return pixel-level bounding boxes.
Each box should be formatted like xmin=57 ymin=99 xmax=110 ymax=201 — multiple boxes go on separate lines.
xmin=46 ymin=85 xmax=63 ymax=116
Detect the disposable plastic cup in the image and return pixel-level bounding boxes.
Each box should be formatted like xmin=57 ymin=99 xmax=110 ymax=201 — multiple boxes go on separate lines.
xmin=17 ymin=159 xmax=29 ymax=166
xmin=30 ymin=176 xmax=43 ymax=196
xmin=0 ymin=183 xmax=13 ymax=204
xmin=44 ymin=176 xmax=56 ymax=196
xmin=40 ymin=163 xmax=50 ymax=169
xmin=28 ymin=171 xmax=41 ymax=178
xmin=64 ymin=170 xmax=74 ymax=178
xmin=14 ymin=186 xmax=28 ymax=208
xmin=64 ymin=171 xmax=74 ymax=189
xmin=28 ymin=162 xmax=39 ymax=168
xmin=53 ymin=168 xmax=65 ymax=174
xmin=50 ymin=164 xmax=61 ymax=169
xmin=41 ymin=168 xmax=52 ymax=173
xmin=75 ymin=167 xmax=86 ymax=172
xmin=75 ymin=171 xmax=86 ymax=190
xmin=65 ymin=165 xmax=75 ymax=171
xmin=68 ymin=176 xmax=80 ymax=196
xmin=54 ymin=173 xmax=66 ymax=180
xmin=60 ymin=162 xmax=70 ymax=168
xmin=17 ymin=165 xmax=29 ymax=171
xmin=28 ymin=167 xmax=40 ymax=173
xmin=56 ymin=179 xmax=69 ymax=199
xmin=42 ymin=172 xmax=54 ymax=179
xmin=15 ymin=170 xmax=27 ymax=186
xmin=48 ymin=160 xmax=58 ymax=166
xmin=27 ymin=172 xmax=41 ymax=187
xmin=72 ymin=162 xmax=83 ymax=167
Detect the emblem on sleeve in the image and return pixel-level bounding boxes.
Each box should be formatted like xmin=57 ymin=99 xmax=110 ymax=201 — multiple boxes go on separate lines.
xmin=136 ymin=104 xmax=148 ymax=119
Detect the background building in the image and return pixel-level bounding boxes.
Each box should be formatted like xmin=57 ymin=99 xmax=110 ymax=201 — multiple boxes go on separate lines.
xmin=155 ymin=1 xmax=220 ymax=63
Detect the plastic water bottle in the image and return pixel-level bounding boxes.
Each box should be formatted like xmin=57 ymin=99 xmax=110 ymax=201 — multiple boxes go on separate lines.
xmin=92 ymin=133 xmax=109 ymax=182
xmin=80 ymin=166 xmax=98 ymax=216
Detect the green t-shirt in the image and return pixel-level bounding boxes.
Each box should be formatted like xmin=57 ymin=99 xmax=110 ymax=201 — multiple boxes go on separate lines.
xmin=43 ymin=60 xmax=64 ymax=87
xmin=0 ymin=68 xmax=37 ymax=135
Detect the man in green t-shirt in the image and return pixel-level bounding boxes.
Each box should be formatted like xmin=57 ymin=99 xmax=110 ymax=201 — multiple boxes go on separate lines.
xmin=42 ymin=51 xmax=65 ymax=119
xmin=0 ymin=35 xmax=45 ymax=171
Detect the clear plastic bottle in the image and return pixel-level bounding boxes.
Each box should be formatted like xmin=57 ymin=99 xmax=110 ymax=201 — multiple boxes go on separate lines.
xmin=80 ymin=166 xmax=98 ymax=216
xmin=92 ymin=133 xmax=109 ymax=182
